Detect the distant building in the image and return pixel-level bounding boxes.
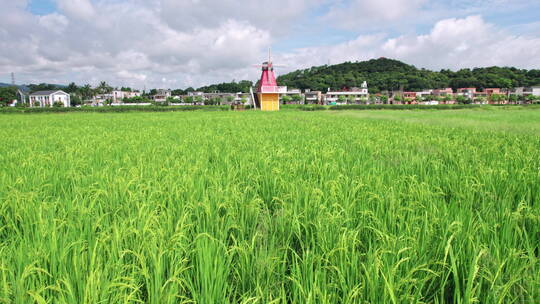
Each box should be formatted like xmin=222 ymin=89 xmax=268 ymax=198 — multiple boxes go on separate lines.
xmin=527 ymin=87 xmax=539 ymax=96
xmin=325 ymin=81 xmax=369 ymax=104
xmin=415 ymin=90 xmax=433 ymax=99
xmin=512 ymin=86 xmax=540 ymax=96
xmin=402 ymin=92 xmax=417 ymax=99
xmin=304 ymin=90 xmax=323 ymax=104
xmin=471 ymin=88 xmax=504 ymax=104
xmin=187 ymin=91 xmax=205 ymax=97
xmin=151 ymin=89 xmax=172 ymax=102
xmin=457 ymin=88 xmax=476 ymax=99
xmin=473 ymin=91 xmax=488 ymax=99
xmin=432 ymin=88 xmax=453 ymax=96
xmin=186 ymin=91 xmax=252 ymax=105
xmin=120 ymin=90 xmax=142 ymax=100
xmin=15 ymin=89 xmax=27 ymax=106
xmin=102 ymin=90 xmax=143 ymax=103
xmin=29 ymin=90 xmax=70 ymax=107
xmin=279 ymin=88 xmax=302 ymax=103
xmin=235 ymin=93 xmax=252 ymax=104
xmin=484 ymin=88 xmax=502 ymax=96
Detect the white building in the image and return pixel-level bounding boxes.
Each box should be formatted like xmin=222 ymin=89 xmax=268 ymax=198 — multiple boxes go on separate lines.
xmin=152 ymin=89 xmax=172 ymax=102
xmin=304 ymin=90 xmax=323 ymax=104
xmin=112 ymin=90 xmax=141 ymax=102
xmin=185 ymin=91 xmax=253 ymax=105
xmin=279 ymin=88 xmax=303 ymax=103
xmin=12 ymin=89 xmax=27 ymax=106
xmin=416 ymin=89 xmax=434 ymax=98
xmin=512 ymin=86 xmax=540 ymax=96
xmin=92 ymin=90 xmax=142 ymax=104
xmin=325 ymin=81 xmax=369 ymax=104
xmin=29 ymin=90 xmax=70 ymax=107
xmin=96 ymin=90 xmax=142 ymax=104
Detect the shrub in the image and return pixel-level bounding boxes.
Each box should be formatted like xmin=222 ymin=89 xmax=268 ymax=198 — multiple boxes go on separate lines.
xmin=298 ymin=105 xmax=327 ymax=111
xmin=123 ymin=96 xmax=152 ymax=103
xmin=0 ymin=105 xmax=231 ymax=114
xmin=328 ymin=104 xmax=486 ymax=111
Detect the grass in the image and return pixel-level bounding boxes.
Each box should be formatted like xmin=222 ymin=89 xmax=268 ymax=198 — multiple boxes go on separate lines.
xmin=332 ymin=107 xmax=540 ymax=135
xmin=0 ymin=109 xmax=539 ymax=303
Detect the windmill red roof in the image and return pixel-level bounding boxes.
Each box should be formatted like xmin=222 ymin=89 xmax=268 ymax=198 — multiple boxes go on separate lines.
xmin=258 ymin=61 xmax=278 ymax=90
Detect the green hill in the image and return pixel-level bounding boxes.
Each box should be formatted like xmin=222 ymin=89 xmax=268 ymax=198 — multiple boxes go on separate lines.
xmin=276 ymin=58 xmax=540 ymax=93
xmin=0 ymin=82 xmax=67 ymax=93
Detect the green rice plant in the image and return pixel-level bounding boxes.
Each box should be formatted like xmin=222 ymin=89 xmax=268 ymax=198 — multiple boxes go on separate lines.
xmin=0 ymin=109 xmax=539 ymax=303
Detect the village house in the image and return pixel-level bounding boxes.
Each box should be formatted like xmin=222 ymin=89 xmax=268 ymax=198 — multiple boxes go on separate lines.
xmin=14 ymin=89 xmax=27 ymax=106
xmin=457 ymin=88 xmax=476 ymax=99
xmin=151 ymin=89 xmax=172 ymax=102
xmin=466 ymin=88 xmax=506 ymax=103
xmin=29 ymin=90 xmax=70 ymax=107
xmin=432 ymin=88 xmax=453 ymax=96
xmin=473 ymin=91 xmax=488 ymax=100
xmin=101 ymin=90 xmax=143 ymax=103
xmin=416 ymin=90 xmax=443 ymax=104
xmin=304 ymin=90 xmax=323 ymax=104
xmin=279 ymin=88 xmax=302 ymax=103
xmin=402 ymin=92 xmax=417 ymax=101
xmin=235 ymin=93 xmax=253 ymax=105
xmin=511 ymin=86 xmax=540 ymax=96
xmin=200 ymin=92 xmax=235 ymax=103
xmin=94 ymin=90 xmax=138 ymax=104
xmin=187 ymin=91 xmax=204 ymax=97
xmin=325 ymin=81 xmax=369 ymax=104
xmin=186 ymin=91 xmax=253 ymax=105
xmin=484 ymin=88 xmax=502 ymax=96
xmin=415 ymin=90 xmax=433 ymax=99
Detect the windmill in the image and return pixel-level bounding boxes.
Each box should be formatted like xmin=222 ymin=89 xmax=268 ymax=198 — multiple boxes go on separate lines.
xmin=252 ymin=48 xmax=286 ymax=111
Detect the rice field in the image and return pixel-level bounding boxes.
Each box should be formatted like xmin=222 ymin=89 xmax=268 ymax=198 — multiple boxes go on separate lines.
xmin=0 ymin=109 xmax=539 ymax=303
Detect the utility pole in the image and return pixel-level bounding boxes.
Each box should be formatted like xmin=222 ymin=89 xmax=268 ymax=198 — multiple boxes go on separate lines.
xmin=11 ymin=72 xmax=15 ymax=86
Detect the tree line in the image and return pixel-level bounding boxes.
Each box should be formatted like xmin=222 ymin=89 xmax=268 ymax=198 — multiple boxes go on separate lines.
xmin=276 ymin=58 xmax=540 ymax=93
xmin=5 ymin=57 xmax=540 ymax=106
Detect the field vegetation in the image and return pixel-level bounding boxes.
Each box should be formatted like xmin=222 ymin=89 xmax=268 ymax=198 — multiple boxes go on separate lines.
xmin=0 ymin=109 xmax=539 ymax=303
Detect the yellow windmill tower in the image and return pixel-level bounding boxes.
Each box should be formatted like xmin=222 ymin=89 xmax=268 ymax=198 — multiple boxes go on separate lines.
xmin=253 ymin=49 xmax=286 ymax=111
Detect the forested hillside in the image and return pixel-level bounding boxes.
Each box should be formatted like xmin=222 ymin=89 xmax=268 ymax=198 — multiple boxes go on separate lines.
xmin=195 ymin=80 xmax=254 ymax=93
xmin=276 ymin=58 xmax=540 ymax=93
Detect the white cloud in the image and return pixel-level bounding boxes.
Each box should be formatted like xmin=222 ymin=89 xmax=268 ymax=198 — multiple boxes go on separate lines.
xmin=321 ymin=0 xmax=538 ymax=31
xmin=159 ymin=0 xmax=318 ymax=35
xmin=380 ymin=15 xmax=540 ymax=70
xmin=323 ymin=0 xmax=429 ymax=29
xmin=279 ymin=16 xmax=540 ymax=72
xmin=117 ymin=70 xmax=147 ymax=81
xmin=0 ymin=1 xmax=539 ymax=89
xmin=39 ymin=13 xmax=69 ymax=34
xmin=1 ymin=0 xmax=272 ymax=88
xmin=276 ymin=34 xmax=385 ymax=70
xmin=55 ymin=0 xmax=96 ymax=21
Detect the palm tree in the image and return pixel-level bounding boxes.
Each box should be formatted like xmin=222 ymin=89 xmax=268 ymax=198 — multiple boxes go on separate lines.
xmin=78 ymin=84 xmax=95 ymax=102
xmin=96 ymin=81 xmax=113 ymax=95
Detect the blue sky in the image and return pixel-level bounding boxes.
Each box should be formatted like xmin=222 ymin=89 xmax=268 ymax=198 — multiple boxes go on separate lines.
xmin=28 ymin=0 xmax=56 ymax=15
xmin=2 ymin=0 xmax=540 ymax=88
